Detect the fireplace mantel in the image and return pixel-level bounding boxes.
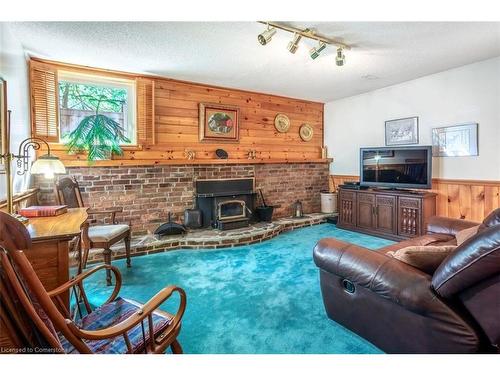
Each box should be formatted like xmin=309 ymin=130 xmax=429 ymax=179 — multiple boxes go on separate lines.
xmin=56 ymin=158 xmax=333 ymax=168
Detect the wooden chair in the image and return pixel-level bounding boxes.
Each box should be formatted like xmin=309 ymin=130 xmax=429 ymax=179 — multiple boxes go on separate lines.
xmin=55 ymin=176 xmax=131 ymax=285
xmin=0 ymin=212 xmax=186 ymax=354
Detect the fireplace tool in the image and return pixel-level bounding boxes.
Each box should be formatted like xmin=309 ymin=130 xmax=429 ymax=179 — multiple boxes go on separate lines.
xmin=255 ymin=189 xmax=274 ymax=222
xmin=154 ymin=212 xmax=187 ymax=237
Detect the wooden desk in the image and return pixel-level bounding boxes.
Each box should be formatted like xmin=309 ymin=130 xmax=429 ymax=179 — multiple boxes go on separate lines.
xmin=24 ymin=208 xmax=88 ymax=298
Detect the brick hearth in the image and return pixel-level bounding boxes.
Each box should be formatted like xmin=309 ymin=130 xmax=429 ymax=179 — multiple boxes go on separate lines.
xmin=35 ymin=162 xmax=329 ymax=235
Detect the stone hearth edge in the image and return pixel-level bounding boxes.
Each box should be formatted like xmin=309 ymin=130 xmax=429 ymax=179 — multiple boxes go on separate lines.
xmin=77 ymin=213 xmax=334 ymax=266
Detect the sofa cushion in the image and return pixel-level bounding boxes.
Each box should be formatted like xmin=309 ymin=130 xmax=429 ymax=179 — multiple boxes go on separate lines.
xmin=432 ymin=225 xmax=500 ymax=298
xmin=386 ymin=245 xmax=457 ymax=275
xmin=456 ymin=225 xmax=480 ymax=246
xmin=378 ymin=233 xmax=455 ymax=254
xmin=88 ymin=224 xmax=129 ymax=242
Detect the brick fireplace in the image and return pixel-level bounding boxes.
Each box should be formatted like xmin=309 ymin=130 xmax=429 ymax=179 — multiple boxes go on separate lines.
xmin=35 ymin=162 xmax=329 ymax=235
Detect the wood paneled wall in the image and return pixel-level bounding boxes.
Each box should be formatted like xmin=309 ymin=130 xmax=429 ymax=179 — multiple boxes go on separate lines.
xmin=34 ymin=59 xmax=325 ymax=167
xmin=330 ymin=175 xmax=500 ymax=222
xmin=152 ymin=79 xmax=324 ymax=161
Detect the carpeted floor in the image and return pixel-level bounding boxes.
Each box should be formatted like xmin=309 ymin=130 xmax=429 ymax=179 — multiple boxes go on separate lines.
xmin=81 ymin=223 xmax=394 ymax=354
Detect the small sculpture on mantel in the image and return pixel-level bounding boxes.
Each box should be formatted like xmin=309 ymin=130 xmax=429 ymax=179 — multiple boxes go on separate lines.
xmin=184 ymin=149 xmax=196 ymax=160
xmin=247 ymin=149 xmax=257 ymax=159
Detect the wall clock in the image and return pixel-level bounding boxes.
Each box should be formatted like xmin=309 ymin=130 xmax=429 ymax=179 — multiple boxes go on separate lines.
xmin=274 ymin=113 xmax=290 ymax=133
xmin=299 ymin=124 xmax=314 ymax=141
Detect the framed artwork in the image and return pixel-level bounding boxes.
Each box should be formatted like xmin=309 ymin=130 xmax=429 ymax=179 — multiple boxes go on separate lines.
xmin=432 ymin=123 xmax=478 ymax=157
xmin=0 ymin=78 xmax=6 ymax=174
xmin=199 ymin=103 xmax=239 ymax=143
xmin=385 ymin=116 xmax=419 ymax=146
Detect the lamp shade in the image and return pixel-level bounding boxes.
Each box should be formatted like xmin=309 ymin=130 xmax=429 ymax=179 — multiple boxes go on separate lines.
xmin=30 ymin=154 xmax=66 ymax=179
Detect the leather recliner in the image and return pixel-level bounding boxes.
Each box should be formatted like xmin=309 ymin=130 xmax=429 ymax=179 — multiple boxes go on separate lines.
xmin=313 ymin=208 xmax=500 ymax=353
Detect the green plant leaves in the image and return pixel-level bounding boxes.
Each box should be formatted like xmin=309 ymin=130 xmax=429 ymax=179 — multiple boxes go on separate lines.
xmin=65 ymin=114 xmax=130 ymax=162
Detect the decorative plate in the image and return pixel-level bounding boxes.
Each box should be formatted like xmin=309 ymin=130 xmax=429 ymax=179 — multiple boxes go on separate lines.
xmin=274 ymin=113 xmax=291 ymax=133
xmin=299 ymin=124 xmax=314 ymax=141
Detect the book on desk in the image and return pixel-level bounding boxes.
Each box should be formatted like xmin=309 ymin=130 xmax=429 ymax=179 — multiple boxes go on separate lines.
xmin=18 ymin=205 xmax=68 ymax=217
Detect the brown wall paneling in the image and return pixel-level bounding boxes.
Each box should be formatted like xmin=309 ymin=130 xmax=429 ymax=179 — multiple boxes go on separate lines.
xmin=33 ymin=60 xmax=325 ymax=166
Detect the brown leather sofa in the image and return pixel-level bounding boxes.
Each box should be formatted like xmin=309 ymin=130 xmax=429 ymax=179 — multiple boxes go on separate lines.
xmin=313 ymin=208 xmax=500 ymax=353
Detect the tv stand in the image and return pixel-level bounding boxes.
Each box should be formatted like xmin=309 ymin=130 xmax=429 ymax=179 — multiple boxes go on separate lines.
xmin=337 ymin=187 xmax=437 ymax=241
xmin=372 ymin=187 xmax=421 ymax=194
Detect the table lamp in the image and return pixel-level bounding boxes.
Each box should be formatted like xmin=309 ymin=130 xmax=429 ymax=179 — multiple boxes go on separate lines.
xmin=1 ymin=109 xmax=66 ymax=216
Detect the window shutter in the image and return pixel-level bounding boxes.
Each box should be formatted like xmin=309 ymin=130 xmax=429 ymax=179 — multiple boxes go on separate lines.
xmin=30 ymin=61 xmax=59 ymax=142
xmin=136 ymin=77 xmax=155 ymax=145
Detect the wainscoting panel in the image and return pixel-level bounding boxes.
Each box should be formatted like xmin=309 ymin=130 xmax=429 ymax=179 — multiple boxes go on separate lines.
xmin=330 ymin=175 xmax=500 ymax=222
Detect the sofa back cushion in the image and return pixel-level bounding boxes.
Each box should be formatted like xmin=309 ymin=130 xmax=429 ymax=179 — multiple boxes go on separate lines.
xmin=479 ymin=208 xmax=500 ymax=231
xmin=386 ymin=245 xmax=457 ymax=275
xmin=432 ymin=224 xmax=500 ymax=298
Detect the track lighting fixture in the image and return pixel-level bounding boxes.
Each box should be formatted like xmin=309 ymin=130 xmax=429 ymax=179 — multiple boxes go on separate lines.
xmin=309 ymin=42 xmax=326 ymax=60
xmin=287 ymin=31 xmax=304 ymax=54
xmin=258 ymin=25 xmax=277 ymax=46
xmin=336 ymin=47 xmax=346 ymax=66
xmin=257 ymin=22 xmax=350 ymax=67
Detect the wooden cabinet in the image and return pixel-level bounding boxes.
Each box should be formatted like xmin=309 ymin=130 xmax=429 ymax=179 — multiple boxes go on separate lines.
xmin=339 ymin=190 xmax=356 ymax=227
xmin=357 ymin=193 xmax=375 ymax=230
xmin=375 ymin=195 xmax=397 ymax=235
xmin=337 ymin=188 xmax=436 ymax=241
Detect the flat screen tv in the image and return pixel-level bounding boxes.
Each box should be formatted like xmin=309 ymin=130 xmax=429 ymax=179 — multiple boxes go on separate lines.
xmin=360 ymin=146 xmax=432 ymax=189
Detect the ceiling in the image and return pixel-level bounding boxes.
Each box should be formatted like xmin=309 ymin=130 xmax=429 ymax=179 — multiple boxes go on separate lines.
xmin=5 ymin=22 xmax=500 ymax=102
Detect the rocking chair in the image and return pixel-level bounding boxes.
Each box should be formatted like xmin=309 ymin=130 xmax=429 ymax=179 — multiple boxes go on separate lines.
xmin=0 ymin=212 xmax=186 ymax=354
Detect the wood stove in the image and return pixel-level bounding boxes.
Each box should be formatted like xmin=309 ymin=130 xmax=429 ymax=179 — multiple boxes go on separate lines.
xmin=195 ymin=178 xmax=255 ymax=230
xmin=217 ymin=200 xmax=247 ymax=221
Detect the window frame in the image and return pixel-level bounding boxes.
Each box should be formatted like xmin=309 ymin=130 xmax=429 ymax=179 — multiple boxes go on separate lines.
xmin=57 ymin=70 xmax=137 ymax=146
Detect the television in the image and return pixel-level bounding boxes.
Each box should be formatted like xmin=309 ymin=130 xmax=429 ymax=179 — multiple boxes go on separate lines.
xmin=360 ymin=146 xmax=432 ymax=189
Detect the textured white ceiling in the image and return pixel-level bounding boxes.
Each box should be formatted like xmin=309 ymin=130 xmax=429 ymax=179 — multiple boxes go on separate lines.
xmin=4 ymin=22 xmax=500 ymax=102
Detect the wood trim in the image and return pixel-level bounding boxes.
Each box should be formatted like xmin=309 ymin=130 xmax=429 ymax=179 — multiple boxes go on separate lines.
xmin=330 ymin=174 xmax=500 ymax=187
xmin=0 ymin=188 xmax=39 ymax=211
xmin=431 ymin=178 xmax=500 ymax=186
xmin=60 ymin=158 xmax=333 ymax=168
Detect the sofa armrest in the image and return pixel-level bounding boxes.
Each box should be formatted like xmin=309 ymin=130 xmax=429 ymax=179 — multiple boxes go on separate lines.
xmin=313 ymin=238 xmax=439 ymax=315
xmin=426 ymin=216 xmax=478 ymax=237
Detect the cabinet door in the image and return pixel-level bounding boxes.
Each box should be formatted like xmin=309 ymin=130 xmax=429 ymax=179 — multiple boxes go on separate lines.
xmin=357 ymin=193 xmax=375 ymax=229
xmin=398 ymin=197 xmax=422 ymax=237
xmin=375 ymin=195 xmax=397 ymax=234
xmin=339 ymin=190 xmax=356 ymax=226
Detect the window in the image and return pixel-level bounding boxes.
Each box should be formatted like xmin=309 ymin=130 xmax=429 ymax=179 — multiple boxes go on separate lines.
xmin=57 ymin=71 xmax=136 ymax=145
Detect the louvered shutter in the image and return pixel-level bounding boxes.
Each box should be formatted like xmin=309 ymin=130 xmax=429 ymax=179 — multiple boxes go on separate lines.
xmin=30 ymin=61 xmax=59 ymax=142
xmin=136 ymin=77 xmax=155 ymax=145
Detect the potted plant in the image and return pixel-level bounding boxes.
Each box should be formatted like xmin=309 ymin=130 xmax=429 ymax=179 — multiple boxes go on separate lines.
xmin=63 ymin=91 xmax=130 ymax=161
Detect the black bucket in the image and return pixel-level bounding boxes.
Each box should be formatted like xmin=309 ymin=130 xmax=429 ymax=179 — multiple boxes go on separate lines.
xmin=255 ymin=206 xmax=274 ymax=222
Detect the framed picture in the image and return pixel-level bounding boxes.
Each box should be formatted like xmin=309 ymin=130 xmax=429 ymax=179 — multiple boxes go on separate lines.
xmin=0 ymin=78 xmax=7 ymax=174
xmin=385 ymin=117 xmax=419 ymax=146
xmin=199 ymin=103 xmax=239 ymax=143
xmin=432 ymin=123 xmax=478 ymax=157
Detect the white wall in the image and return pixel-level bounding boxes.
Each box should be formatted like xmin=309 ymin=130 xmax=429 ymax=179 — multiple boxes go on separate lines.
xmin=324 ymin=57 xmax=500 ymax=180
xmin=0 ymin=23 xmax=31 ymax=200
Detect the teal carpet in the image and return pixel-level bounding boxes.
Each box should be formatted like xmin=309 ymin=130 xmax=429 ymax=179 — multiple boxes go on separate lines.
xmin=80 ymin=223 xmax=394 ymax=354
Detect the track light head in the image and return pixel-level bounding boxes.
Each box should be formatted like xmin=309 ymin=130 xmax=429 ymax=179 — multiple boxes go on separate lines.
xmin=287 ymin=33 xmax=302 ymax=54
xmin=309 ymin=42 xmax=326 ymax=60
xmin=258 ymin=26 xmax=277 ymax=46
xmin=336 ymin=47 xmax=346 ymax=66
